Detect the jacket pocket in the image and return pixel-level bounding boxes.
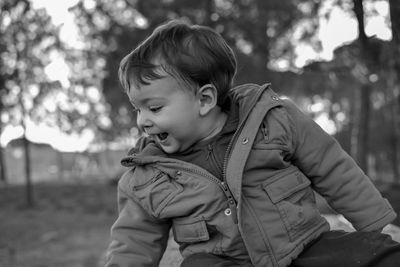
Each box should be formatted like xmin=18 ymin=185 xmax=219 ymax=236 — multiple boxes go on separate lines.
xmin=173 ymin=219 xmax=210 ymax=243
xmin=131 ymin=170 xmax=183 ymax=217
xmin=262 ymin=167 xmax=319 ymax=241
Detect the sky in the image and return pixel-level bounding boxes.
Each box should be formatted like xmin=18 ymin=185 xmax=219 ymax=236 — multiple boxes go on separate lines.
xmin=0 ymin=0 xmax=392 ymax=152
xmin=294 ymin=0 xmax=391 ymax=67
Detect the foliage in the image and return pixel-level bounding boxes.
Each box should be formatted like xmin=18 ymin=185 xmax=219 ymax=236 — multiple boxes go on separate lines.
xmin=1 ymin=0 xmax=398 ymax=181
xmin=65 ymin=0 xmax=399 ymax=179
xmin=69 ymin=0 xmax=322 ymax=138
xmin=0 ymin=0 xmax=62 ymax=187
xmin=0 ymin=0 xmax=62 ymax=128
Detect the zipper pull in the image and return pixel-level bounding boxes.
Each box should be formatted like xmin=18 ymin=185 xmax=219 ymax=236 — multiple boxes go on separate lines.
xmin=206 ymin=144 xmax=213 ymax=160
xmin=261 ymin=122 xmax=268 ymax=142
xmin=221 ymin=181 xmax=228 ymax=192
xmin=221 ymin=182 xmax=238 ymax=224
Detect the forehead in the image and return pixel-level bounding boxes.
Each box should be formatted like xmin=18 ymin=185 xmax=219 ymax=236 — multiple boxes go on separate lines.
xmin=127 ymin=75 xmax=188 ymax=103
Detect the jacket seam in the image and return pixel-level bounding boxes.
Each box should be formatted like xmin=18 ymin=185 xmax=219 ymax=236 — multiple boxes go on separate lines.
xmin=357 ymin=209 xmax=396 ymax=231
xmin=280 ymin=100 xmax=298 ymax=158
xmin=118 ymin=174 xmax=163 ymax=222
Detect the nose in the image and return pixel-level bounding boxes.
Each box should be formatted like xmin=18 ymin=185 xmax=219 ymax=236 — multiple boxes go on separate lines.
xmin=136 ymin=111 xmax=152 ymax=132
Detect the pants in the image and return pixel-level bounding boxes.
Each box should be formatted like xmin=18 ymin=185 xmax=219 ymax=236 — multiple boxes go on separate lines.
xmin=180 ymin=230 xmax=400 ymax=267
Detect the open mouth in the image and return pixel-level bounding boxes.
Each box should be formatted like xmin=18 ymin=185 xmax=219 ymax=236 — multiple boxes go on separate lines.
xmin=156 ymin=133 xmax=168 ymax=142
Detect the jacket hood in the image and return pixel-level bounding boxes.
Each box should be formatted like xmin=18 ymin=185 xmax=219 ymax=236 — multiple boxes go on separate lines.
xmin=230 ymin=83 xmax=270 ymax=120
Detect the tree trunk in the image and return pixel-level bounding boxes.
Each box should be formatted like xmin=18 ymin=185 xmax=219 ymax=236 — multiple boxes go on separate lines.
xmin=388 ymin=73 xmax=400 ymax=182
xmin=0 ymin=105 xmax=7 ymax=183
xmin=22 ymin=134 xmax=33 ymax=207
xmin=56 ymin=149 xmax=65 ymax=181
xmin=357 ymin=84 xmax=370 ymax=172
xmin=204 ymin=0 xmax=214 ymax=26
xmin=0 ymin=125 xmax=7 ymax=183
xmin=350 ymin=85 xmax=360 ymax=159
xmin=0 ymin=145 xmax=6 ymax=183
xmin=388 ymin=0 xmax=400 ymax=182
xmin=352 ymin=0 xmax=371 ymax=173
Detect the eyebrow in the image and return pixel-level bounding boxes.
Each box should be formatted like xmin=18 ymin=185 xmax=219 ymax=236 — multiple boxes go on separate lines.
xmin=129 ymin=97 xmax=165 ymax=107
xmin=129 ymin=100 xmax=138 ymax=109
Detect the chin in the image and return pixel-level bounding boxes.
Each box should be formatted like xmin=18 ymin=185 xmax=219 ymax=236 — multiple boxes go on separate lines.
xmin=160 ymin=146 xmax=177 ymax=154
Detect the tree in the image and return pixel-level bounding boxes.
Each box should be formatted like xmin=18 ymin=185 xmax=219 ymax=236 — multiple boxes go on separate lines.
xmin=308 ymin=0 xmax=392 ymax=174
xmin=67 ymin=0 xmax=399 ymax=180
xmin=350 ymin=0 xmax=373 ymax=173
xmin=0 ymin=0 xmax=61 ymax=205
xmin=291 ymin=0 xmax=399 ymax=180
xmin=349 ymin=0 xmax=400 ymax=177
xmin=69 ymin=0 xmax=321 ymax=142
xmin=387 ymin=0 xmax=400 ymax=181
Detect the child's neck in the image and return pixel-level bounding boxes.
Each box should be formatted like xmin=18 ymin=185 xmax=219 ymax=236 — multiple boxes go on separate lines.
xmin=199 ymin=111 xmax=228 ymax=143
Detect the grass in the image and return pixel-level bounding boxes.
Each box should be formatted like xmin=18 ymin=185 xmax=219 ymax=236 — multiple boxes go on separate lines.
xmin=0 ymin=181 xmax=181 ymax=267
xmin=0 ymin=182 xmax=117 ymax=267
xmin=1 ymin=182 xmax=399 ymax=267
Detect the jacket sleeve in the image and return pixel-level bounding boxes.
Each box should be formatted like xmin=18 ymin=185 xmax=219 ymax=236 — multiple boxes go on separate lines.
xmin=283 ymin=100 xmax=396 ymax=231
xmin=105 ymin=176 xmax=171 ymax=267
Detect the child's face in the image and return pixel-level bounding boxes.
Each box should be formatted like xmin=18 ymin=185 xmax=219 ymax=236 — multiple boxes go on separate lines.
xmin=128 ymin=75 xmax=205 ymax=154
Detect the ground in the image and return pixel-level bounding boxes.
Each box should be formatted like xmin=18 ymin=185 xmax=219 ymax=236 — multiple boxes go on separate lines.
xmin=0 ymin=182 xmax=181 ymax=267
xmin=0 ymin=182 xmax=399 ymax=267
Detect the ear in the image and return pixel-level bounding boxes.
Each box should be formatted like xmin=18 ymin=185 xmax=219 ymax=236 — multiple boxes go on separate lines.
xmin=196 ymin=84 xmax=218 ymax=116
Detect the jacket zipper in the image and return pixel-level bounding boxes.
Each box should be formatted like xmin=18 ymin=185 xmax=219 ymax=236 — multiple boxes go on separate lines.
xmin=221 ymin=85 xmax=280 ymax=266
xmin=172 ymin=163 xmax=238 ymax=224
xmin=217 ymin=86 xmax=269 ymax=225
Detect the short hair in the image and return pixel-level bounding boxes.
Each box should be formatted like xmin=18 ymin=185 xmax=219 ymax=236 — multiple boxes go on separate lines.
xmin=119 ymin=20 xmax=237 ymax=109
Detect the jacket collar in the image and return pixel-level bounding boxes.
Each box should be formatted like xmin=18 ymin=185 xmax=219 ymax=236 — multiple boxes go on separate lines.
xmin=229 ymin=83 xmax=271 ymax=126
xmin=121 ymin=83 xmax=274 ymax=167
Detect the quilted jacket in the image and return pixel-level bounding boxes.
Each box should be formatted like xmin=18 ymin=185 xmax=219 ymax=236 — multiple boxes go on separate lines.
xmin=105 ymin=83 xmax=396 ymax=267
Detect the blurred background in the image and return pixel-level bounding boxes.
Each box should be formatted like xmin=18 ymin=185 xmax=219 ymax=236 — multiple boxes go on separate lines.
xmin=0 ymin=0 xmax=399 ymax=266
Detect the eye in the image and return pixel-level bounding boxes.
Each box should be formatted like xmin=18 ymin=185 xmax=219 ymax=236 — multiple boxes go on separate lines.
xmin=131 ymin=106 xmax=140 ymax=113
xmin=149 ymin=106 xmax=162 ymax=113
xmin=129 ymin=101 xmax=140 ymax=113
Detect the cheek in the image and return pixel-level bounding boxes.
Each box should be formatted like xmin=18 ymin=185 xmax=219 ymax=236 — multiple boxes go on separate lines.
xmin=158 ymin=104 xmax=198 ymax=130
xmin=157 ymin=113 xmax=180 ymax=129
xmin=170 ymin=106 xmax=195 ymax=121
